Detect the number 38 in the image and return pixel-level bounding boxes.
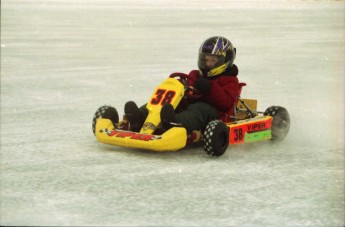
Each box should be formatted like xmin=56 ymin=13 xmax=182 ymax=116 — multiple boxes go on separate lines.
xmin=150 ymin=89 xmax=176 ymax=105
xmin=234 ymin=128 xmax=243 ymax=141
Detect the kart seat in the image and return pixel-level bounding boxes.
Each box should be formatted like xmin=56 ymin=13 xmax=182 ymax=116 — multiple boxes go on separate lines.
xmin=225 ymin=82 xmax=247 ymax=122
xmin=232 ymin=82 xmax=258 ymax=121
xmin=238 ymin=82 xmax=246 ymax=98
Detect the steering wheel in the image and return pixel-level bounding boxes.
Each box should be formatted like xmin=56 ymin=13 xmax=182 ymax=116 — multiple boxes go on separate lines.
xmin=169 ymin=73 xmax=203 ymax=99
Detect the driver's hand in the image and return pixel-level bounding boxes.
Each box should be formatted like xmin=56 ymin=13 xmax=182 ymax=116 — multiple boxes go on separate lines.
xmin=195 ymin=77 xmax=211 ymax=94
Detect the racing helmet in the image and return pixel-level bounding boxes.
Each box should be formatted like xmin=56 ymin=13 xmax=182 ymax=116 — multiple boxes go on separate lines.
xmin=198 ymin=36 xmax=236 ymax=77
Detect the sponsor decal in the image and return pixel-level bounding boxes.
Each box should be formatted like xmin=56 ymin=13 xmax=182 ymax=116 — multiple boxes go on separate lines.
xmin=247 ymin=122 xmax=267 ymax=132
xmin=100 ymin=129 xmax=162 ymax=141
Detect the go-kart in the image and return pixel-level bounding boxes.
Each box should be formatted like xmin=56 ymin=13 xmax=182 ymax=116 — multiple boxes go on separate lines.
xmin=92 ymin=73 xmax=290 ymax=156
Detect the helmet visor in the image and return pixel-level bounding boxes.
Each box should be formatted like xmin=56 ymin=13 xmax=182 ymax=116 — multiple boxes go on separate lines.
xmin=198 ymin=53 xmax=225 ymax=70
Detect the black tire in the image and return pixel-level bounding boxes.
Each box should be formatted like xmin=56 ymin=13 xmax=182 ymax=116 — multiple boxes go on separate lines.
xmin=264 ymin=106 xmax=290 ymax=141
xmin=92 ymin=105 xmax=119 ymax=135
xmin=203 ymin=120 xmax=229 ymax=157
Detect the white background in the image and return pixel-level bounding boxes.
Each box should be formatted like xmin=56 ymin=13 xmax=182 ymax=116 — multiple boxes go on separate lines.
xmin=1 ymin=0 xmax=344 ymax=226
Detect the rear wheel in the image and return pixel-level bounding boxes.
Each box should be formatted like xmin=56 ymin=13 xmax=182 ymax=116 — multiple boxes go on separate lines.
xmin=203 ymin=120 xmax=229 ymax=156
xmin=264 ymin=106 xmax=290 ymax=141
xmin=92 ymin=105 xmax=119 ymax=135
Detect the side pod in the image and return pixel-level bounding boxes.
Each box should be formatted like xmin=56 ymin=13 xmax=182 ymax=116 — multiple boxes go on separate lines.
xmin=227 ymin=116 xmax=272 ymax=144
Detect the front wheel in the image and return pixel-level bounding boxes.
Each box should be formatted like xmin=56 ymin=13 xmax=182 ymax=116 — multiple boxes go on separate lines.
xmin=264 ymin=106 xmax=290 ymax=141
xmin=92 ymin=105 xmax=119 ymax=135
xmin=203 ymin=120 xmax=229 ymax=156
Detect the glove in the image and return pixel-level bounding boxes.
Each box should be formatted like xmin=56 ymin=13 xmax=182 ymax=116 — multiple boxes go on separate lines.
xmin=195 ymin=77 xmax=211 ymax=94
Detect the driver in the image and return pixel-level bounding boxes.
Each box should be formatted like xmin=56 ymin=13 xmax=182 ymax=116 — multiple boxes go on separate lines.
xmin=205 ymin=55 xmax=220 ymax=68
xmin=123 ymin=36 xmax=239 ymax=143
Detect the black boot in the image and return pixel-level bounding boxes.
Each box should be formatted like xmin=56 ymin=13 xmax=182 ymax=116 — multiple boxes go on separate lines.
xmin=124 ymin=101 xmax=146 ymax=132
xmin=160 ymin=104 xmax=181 ymax=131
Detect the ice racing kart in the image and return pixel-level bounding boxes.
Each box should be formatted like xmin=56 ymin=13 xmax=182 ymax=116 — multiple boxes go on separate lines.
xmin=92 ymin=73 xmax=290 ymax=156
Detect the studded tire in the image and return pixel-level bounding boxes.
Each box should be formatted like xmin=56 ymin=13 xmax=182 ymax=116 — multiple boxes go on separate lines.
xmin=92 ymin=105 xmax=119 ymax=135
xmin=264 ymin=106 xmax=290 ymax=142
xmin=203 ymin=120 xmax=229 ymax=157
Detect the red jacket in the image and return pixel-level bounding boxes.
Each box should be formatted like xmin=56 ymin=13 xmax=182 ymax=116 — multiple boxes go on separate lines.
xmin=184 ymin=65 xmax=239 ymax=122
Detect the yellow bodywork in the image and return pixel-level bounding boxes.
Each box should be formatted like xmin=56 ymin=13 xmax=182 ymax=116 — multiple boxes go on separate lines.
xmin=140 ymin=78 xmax=185 ymax=134
xmin=95 ymin=78 xmax=187 ymax=151
xmin=95 ymin=118 xmax=187 ymax=151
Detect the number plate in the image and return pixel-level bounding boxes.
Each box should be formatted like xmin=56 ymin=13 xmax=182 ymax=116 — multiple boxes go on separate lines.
xmin=228 ymin=116 xmax=272 ymax=144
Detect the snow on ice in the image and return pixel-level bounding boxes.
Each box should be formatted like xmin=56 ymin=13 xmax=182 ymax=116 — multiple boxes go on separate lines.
xmin=1 ymin=0 xmax=344 ymax=226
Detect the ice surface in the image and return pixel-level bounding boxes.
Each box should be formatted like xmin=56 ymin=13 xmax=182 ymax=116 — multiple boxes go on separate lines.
xmin=1 ymin=0 xmax=344 ymax=226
